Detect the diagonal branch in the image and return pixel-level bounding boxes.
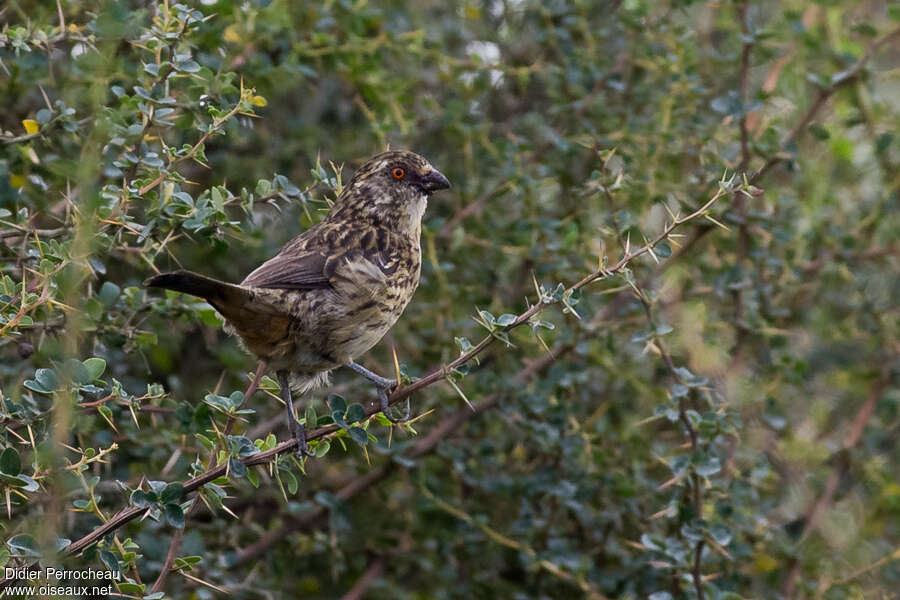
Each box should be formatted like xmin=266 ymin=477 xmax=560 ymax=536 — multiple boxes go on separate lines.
xmin=231 ymin=342 xmax=574 ymax=566
xmin=753 ymin=24 xmax=900 ymax=183
xmin=0 ymin=185 xmax=726 ymax=591
xmin=672 ymin=23 xmax=900 ymax=262
xmin=149 ymin=360 xmax=267 ymax=594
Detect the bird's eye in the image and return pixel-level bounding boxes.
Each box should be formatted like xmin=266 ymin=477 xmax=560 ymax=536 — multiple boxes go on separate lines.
xmin=392 ymin=167 xmax=405 ymax=179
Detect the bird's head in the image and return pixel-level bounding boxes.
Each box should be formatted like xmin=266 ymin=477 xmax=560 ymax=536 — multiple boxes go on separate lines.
xmin=332 ymin=150 xmax=450 ymax=232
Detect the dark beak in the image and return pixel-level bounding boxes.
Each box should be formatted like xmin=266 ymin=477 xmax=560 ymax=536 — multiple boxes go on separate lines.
xmin=420 ymin=169 xmax=451 ymax=193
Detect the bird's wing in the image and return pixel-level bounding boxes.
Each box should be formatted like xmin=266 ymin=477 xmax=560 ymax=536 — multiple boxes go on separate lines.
xmin=241 ymin=225 xmax=401 ymax=291
xmin=241 ymin=251 xmax=336 ymax=290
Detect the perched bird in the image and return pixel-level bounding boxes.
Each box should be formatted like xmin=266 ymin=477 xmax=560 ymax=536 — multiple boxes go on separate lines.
xmin=146 ymin=150 xmax=450 ymax=455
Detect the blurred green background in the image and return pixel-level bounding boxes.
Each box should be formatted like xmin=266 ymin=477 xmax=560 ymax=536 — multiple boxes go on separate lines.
xmin=1 ymin=0 xmax=899 ymax=598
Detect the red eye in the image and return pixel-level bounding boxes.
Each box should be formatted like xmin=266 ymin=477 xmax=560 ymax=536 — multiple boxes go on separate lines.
xmin=392 ymin=167 xmax=405 ymax=179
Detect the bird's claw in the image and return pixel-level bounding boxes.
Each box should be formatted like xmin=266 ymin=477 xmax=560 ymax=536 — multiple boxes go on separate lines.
xmin=288 ymin=417 xmax=316 ymax=457
xmin=278 ymin=369 xmax=315 ymax=458
xmin=293 ymin=420 xmax=316 ymax=458
xmin=377 ymin=381 xmax=410 ymax=423
xmin=346 ymin=361 xmax=412 ymax=424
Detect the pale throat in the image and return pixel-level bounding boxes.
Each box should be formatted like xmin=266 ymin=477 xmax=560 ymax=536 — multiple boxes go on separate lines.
xmin=401 ymin=194 xmax=428 ymax=240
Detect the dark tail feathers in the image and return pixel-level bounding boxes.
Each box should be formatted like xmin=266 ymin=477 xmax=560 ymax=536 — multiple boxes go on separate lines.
xmin=145 ymin=270 xmax=241 ymax=305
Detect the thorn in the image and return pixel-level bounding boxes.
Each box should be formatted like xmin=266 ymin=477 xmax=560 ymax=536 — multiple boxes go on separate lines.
xmin=445 ymin=376 xmax=474 ymax=412
xmin=663 ymin=203 xmax=677 ymax=222
xmin=392 ymin=345 xmax=401 ymax=383
xmin=704 ymin=214 xmax=731 ymax=231
xmin=531 ymin=270 xmax=542 ymax=301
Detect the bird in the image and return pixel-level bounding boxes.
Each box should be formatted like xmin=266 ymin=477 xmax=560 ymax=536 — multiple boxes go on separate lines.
xmin=145 ymin=150 xmax=450 ymax=456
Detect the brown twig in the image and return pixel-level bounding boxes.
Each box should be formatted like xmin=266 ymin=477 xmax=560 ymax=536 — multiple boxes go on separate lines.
xmin=340 ymin=556 xmax=387 ymax=600
xmin=149 ymin=360 xmax=266 ymax=594
xmin=138 ymin=97 xmax=249 ymax=196
xmin=672 ymin=23 xmax=900 ymax=264
xmin=754 ymin=25 xmax=900 ymax=182
xmin=0 ymin=188 xmax=723 ymax=591
xmin=232 ymin=343 xmax=572 ymax=565
xmin=631 ymin=278 xmax=704 ymax=599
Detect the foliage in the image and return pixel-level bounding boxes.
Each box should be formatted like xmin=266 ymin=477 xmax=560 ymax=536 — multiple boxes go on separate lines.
xmin=1 ymin=0 xmax=899 ymax=598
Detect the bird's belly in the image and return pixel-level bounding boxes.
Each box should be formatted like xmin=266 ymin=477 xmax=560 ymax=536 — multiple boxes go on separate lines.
xmin=223 ymin=274 xmax=415 ymax=374
xmin=329 ymin=305 xmax=399 ymax=361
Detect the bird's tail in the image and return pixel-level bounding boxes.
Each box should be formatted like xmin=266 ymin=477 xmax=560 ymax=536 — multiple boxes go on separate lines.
xmin=144 ymin=270 xmax=247 ymax=308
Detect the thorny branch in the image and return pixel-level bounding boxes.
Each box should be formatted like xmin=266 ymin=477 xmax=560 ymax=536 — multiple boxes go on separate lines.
xmin=232 ymin=342 xmax=574 ymax=568
xmin=673 ymin=23 xmax=900 ymax=262
xmin=631 ymin=279 xmax=705 ymax=600
xmin=0 ymin=179 xmax=730 ymax=591
xmin=10 ymin=20 xmax=889 ymax=590
xmin=149 ymin=361 xmax=267 ymax=594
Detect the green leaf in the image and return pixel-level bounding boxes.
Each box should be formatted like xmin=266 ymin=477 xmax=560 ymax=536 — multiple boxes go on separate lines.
xmin=655 ymin=324 xmax=673 ymax=336
xmin=282 ymin=470 xmax=298 ymax=495
xmin=98 ymin=404 xmax=114 ymax=427
xmin=130 ymin=490 xmax=151 ymax=508
xmin=314 ymin=440 xmax=330 ymax=458
xmin=135 ymin=331 xmax=158 ymax=347
xmin=83 ymin=357 xmax=107 ymax=380
xmin=327 ymin=394 xmax=346 ymax=414
xmin=348 ymin=426 xmax=369 ymax=446
xmin=332 ymin=411 xmax=348 ymax=429
xmin=98 ymin=281 xmax=121 ymax=306
xmin=23 ymin=379 xmax=51 ymax=394
xmin=246 ymin=467 xmax=259 ymax=488
xmin=496 ymin=313 xmax=517 ymax=326
xmin=304 ymin=405 xmax=317 ymax=427
xmin=36 ymin=368 xmax=58 ymax=392
xmin=345 ymin=403 xmax=365 ymax=424
xmin=15 ymin=474 xmax=39 ymax=492
xmin=0 ymin=447 xmax=21 ymax=476
xmin=710 ymin=522 xmax=732 ymax=546
xmin=229 ymin=457 xmax=246 ymax=478
xmin=65 ymin=358 xmax=92 ymax=385
xmin=7 ymin=534 xmax=40 ymax=557
xmin=455 ymin=336 xmax=474 ymax=353
xmin=163 ymin=503 xmax=186 ymax=528
xmin=478 ymin=309 xmax=496 ymax=327
xmin=117 ymin=582 xmax=145 ymax=594
xmin=100 ymin=549 xmax=120 ymax=573
xmin=695 ymin=454 xmax=721 ymax=477
xmin=808 ymin=123 xmax=829 ymax=140
xmin=176 ymin=59 xmax=201 ymax=73
xmin=160 ymin=482 xmax=183 ymax=504
xmin=654 ymin=241 xmax=672 ymax=257
xmin=669 ymin=454 xmax=690 ymax=475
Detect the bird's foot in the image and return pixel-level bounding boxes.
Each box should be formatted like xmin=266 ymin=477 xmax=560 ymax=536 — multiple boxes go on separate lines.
xmin=347 ymin=361 xmax=411 ymax=424
xmin=287 ymin=415 xmax=315 ymax=457
xmin=376 ymin=380 xmax=410 ymax=424
xmin=278 ymin=369 xmax=315 ymax=458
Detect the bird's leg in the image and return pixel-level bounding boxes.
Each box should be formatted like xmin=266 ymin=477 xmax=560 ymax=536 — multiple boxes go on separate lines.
xmin=346 ymin=360 xmax=410 ymax=423
xmin=277 ymin=370 xmax=314 ymax=457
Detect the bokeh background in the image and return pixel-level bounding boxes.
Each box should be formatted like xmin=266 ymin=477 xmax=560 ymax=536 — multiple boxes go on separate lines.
xmin=2 ymin=0 xmax=899 ymax=598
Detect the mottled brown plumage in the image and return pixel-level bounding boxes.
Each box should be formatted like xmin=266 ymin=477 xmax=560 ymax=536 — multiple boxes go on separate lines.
xmin=146 ymin=150 xmax=450 ymax=455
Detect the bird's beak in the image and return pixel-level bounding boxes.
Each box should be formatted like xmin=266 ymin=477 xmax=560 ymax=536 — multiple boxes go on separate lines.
xmin=420 ymin=168 xmax=451 ymax=193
